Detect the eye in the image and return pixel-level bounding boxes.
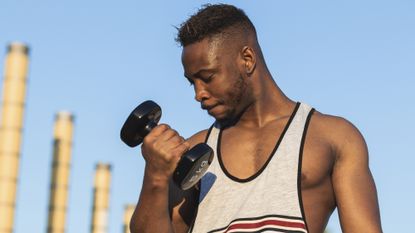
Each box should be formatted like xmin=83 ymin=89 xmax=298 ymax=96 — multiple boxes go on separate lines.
xmin=202 ymin=74 xmax=214 ymax=83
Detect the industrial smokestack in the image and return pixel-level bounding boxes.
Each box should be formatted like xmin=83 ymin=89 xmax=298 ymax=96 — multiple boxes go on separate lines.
xmin=122 ymin=204 xmax=135 ymax=233
xmin=0 ymin=42 xmax=30 ymax=233
xmin=46 ymin=112 xmax=75 ymax=233
xmin=90 ymin=163 xmax=111 ymax=233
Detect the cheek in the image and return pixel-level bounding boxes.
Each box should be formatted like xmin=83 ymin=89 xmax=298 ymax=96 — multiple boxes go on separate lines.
xmin=210 ymin=69 xmax=246 ymax=104
xmin=206 ymin=81 xmax=229 ymax=101
xmin=228 ymin=75 xmax=247 ymax=104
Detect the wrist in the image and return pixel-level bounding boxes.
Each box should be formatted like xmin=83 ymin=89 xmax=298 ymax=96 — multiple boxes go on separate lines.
xmin=143 ymin=166 xmax=171 ymax=190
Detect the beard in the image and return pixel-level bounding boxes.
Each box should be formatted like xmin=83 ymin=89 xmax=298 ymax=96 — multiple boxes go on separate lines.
xmin=215 ymin=74 xmax=250 ymax=128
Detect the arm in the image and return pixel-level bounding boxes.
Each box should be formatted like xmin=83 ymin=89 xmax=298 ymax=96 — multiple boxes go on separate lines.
xmin=130 ymin=170 xmax=198 ymax=233
xmin=130 ymin=165 xmax=174 ymax=233
xmin=331 ymin=118 xmax=382 ymax=232
xmin=130 ymin=126 xmax=206 ymax=233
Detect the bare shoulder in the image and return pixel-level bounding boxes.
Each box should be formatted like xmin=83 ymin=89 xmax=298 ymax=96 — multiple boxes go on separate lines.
xmin=309 ymin=110 xmax=368 ymax=161
xmin=309 ymin=112 xmax=382 ymax=231
xmin=186 ymin=128 xmax=210 ymax=147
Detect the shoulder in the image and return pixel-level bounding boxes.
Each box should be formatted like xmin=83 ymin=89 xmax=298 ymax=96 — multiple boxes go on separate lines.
xmin=309 ymin=112 xmax=382 ymax=231
xmin=186 ymin=127 xmax=212 ymax=147
xmin=310 ymin=110 xmax=362 ymax=136
xmin=309 ymin=110 xmax=368 ymax=161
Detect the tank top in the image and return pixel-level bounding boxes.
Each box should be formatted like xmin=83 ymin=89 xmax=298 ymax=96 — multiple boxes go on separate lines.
xmin=190 ymin=102 xmax=315 ymax=233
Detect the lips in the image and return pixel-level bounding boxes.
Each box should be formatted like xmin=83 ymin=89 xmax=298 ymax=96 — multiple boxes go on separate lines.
xmin=201 ymin=103 xmax=224 ymax=117
xmin=201 ymin=103 xmax=219 ymax=111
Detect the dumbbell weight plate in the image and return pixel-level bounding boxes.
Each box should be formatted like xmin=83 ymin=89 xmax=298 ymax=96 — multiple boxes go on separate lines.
xmin=120 ymin=100 xmax=162 ymax=147
xmin=173 ymin=143 xmax=213 ymax=190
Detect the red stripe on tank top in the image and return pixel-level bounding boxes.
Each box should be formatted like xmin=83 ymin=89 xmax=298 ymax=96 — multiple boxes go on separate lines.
xmin=225 ymin=219 xmax=306 ymax=232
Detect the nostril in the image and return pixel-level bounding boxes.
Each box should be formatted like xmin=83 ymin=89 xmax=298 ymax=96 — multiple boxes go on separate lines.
xmin=195 ymin=93 xmax=202 ymax=102
xmin=195 ymin=91 xmax=208 ymax=102
xmin=196 ymin=94 xmax=208 ymax=103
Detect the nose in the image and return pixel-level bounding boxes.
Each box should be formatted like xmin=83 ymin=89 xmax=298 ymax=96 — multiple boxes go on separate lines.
xmin=194 ymin=81 xmax=210 ymax=102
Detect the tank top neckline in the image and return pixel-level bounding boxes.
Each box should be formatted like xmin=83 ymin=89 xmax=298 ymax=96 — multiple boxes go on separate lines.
xmin=216 ymin=102 xmax=301 ymax=183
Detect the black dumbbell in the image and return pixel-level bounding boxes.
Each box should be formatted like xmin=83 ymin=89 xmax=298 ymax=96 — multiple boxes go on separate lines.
xmin=120 ymin=100 xmax=213 ymax=190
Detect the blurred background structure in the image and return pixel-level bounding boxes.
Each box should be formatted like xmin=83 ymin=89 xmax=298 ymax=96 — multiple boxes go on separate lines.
xmin=46 ymin=112 xmax=74 ymax=233
xmin=0 ymin=43 xmax=29 ymax=233
xmin=0 ymin=1 xmax=414 ymax=233
xmin=122 ymin=205 xmax=135 ymax=233
xmin=90 ymin=163 xmax=112 ymax=233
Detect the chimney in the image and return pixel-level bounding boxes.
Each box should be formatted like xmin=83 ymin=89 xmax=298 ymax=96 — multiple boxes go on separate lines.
xmin=90 ymin=163 xmax=112 ymax=233
xmin=0 ymin=42 xmax=30 ymax=233
xmin=46 ymin=112 xmax=75 ymax=233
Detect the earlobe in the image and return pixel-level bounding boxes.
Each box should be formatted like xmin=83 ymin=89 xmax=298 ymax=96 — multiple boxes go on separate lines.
xmin=242 ymin=46 xmax=256 ymax=75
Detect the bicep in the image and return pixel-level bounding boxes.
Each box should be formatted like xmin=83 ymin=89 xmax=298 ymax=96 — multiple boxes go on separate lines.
xmin=332 ymin=120 xmax=382 ymax=232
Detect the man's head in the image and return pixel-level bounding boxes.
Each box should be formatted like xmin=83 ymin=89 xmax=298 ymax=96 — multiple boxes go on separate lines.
xmin=177 ymin=4 xmax=262 ymax=126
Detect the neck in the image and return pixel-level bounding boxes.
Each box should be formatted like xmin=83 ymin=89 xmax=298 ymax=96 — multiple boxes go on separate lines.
xmin=235 ymin=70 xmax=296 ymax=128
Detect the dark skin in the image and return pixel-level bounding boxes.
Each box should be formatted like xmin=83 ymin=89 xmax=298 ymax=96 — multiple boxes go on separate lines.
xmin=130 ymin=32 xmax=383 ymax=233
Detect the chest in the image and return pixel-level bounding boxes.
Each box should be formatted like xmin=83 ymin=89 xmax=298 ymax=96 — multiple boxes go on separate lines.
xmin=218 ymin=124 xmax=334 ymax=188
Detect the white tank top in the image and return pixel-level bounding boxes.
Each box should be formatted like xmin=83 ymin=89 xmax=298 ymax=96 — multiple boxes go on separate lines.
xmin=190 ymin=102 xmax=314 ymax=233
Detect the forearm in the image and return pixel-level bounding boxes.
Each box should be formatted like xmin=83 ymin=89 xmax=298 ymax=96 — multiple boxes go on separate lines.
xmin=130 ymin=170 xmax=174 ymax=233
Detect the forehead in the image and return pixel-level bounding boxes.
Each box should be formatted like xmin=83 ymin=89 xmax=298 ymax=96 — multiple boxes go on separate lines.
xmin=181 ymin=38 xmax=222 ymax=76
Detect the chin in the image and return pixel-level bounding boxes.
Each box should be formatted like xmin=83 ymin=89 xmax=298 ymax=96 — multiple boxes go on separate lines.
xmin=214 ymin=113 xmax=239 ymax=127
xmin=207 ymin=106 xmax=240 ymax=127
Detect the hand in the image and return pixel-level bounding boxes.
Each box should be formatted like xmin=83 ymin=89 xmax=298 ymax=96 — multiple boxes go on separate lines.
xmin=141 ymin=124 xmax=190 ymax=183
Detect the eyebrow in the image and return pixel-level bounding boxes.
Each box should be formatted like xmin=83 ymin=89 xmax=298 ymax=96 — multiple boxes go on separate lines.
xmin=184 ymin=68 xmax=215 ymax=79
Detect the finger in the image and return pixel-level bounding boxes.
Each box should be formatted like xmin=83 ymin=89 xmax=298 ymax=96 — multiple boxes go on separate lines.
xmin=161 ymin=135 xmax=185 ymax=152
xmin=171 ymin=141 xmax=191 ymax=159
xmin=147 ymin=123 xmax=170 ymax=138
xmin=158 ymin=128 xmax=180 ymax=142
xmin=163 ymin=134 xmax=185 ymax=144
xmin=143 ymin=124 xmax=170 ymax=146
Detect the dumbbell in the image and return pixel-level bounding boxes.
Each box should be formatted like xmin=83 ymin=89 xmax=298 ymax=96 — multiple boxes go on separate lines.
xmin=120 ymin=100 xmax=213 ymax=190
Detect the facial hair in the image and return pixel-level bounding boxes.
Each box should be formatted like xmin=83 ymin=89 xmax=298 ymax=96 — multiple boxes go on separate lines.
xmin=217 ymin=74 xmax=249 ymax=127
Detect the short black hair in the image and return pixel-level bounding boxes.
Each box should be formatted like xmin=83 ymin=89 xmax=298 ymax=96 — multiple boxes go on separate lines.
xmin=176 ymin=4 xmax=256 ymax=47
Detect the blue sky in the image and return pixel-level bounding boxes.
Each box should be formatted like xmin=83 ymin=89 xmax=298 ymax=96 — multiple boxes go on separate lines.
xmin=1 ymin=1 xmax=414 ymax=232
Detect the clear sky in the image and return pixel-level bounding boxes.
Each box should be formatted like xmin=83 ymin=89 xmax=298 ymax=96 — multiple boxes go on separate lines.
xmin=1 ymin=1 xmax=414 ymax=232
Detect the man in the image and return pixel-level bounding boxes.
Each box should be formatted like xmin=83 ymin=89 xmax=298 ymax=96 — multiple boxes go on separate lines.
xmin=130 ymin=4 xmax=382 ymax=233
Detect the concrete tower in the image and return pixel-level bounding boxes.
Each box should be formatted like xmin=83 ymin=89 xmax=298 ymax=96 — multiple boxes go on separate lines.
xmin=90 ymin=163 xmax=111 ymax=233
xmin=0 ymin=43 xmax=30 ymax=233
xmin=122 ymin=205 xmax=135 ymax=233
xmin=46 ymin=112 xmax=75 ymax=233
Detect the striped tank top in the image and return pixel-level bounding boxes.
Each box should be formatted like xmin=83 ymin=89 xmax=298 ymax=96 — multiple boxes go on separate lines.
xmin=190 ymin=102 xmax=314 ymax=233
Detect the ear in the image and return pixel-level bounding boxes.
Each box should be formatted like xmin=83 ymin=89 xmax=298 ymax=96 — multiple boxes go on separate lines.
xmin=241 ymin=46 xmax=256 ymax=75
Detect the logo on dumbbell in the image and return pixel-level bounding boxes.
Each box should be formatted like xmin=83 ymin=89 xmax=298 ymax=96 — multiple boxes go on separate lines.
xmin=188 ymin=160 xmax=209 ymax=183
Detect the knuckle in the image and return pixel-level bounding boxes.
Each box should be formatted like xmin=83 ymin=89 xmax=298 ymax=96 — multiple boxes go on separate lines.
xmin=171 ymin=149 xmax=183 ymax=159
xmin=142 ymin=135 xmax=153 ymax=145
xmin=143 ymin=132 xmax=152 ymax=140
xmin=166 ymin=128 xmax=178 ymax=137
xmin=158 ymin=123 xmax=170 ymax=130
xmin=171 ymin=134 xmax=182 ymax=142
xmin=183 ymin=141 xmax=190 ymax=149
xmin=171 ymin=129 xmax=178 ymax=135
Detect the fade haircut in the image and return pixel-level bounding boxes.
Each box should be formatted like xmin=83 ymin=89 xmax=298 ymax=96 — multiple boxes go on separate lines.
xmin=176 ymin=4 xmax=257 ymax=47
